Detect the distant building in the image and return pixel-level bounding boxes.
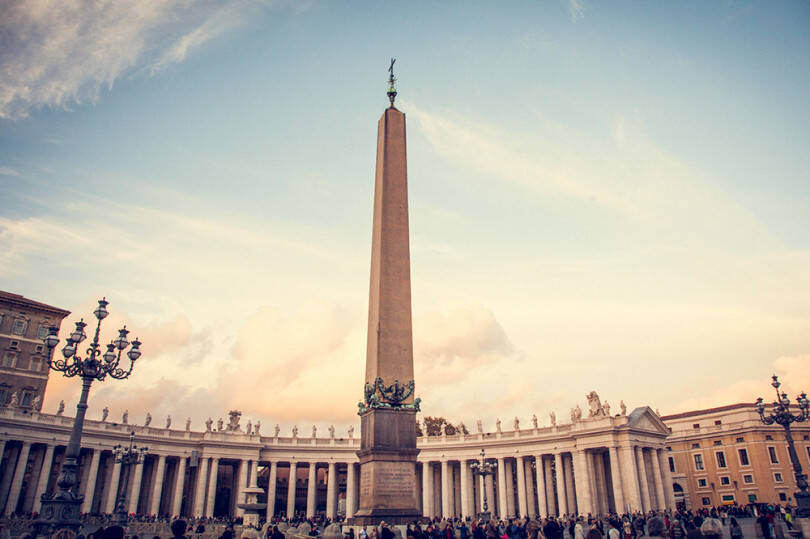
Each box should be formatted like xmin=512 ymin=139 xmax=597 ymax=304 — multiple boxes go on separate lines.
xmin=663 ymin=403 xmax=810 ymax=510
xmin=0 ymin=291 xmax=70 ymax=410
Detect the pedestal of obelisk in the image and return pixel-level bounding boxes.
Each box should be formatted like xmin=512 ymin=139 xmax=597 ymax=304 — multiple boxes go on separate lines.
xmin=349 ymin=66 xmax=421 ymax=525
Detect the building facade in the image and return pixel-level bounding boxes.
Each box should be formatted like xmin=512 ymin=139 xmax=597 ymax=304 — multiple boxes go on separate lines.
xmin=0 ymin=292 xmax=70 ymax=411
xmin=0 ymin=404 xmax=673 ymax=519
xmin=663 ymin=403 xmax=810 ymax=511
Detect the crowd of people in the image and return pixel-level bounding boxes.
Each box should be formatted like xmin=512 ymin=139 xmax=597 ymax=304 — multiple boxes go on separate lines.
xmin=0 ymin=504 xmax=799 ymax=539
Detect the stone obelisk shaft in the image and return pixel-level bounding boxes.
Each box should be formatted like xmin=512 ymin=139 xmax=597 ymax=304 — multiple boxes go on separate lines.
xmin=365 ymin=107 xmax=414 ymax=396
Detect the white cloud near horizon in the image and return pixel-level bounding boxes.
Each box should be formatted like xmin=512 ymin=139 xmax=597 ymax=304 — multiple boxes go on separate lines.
xmin=0 ymin=0 xmax=278 ymax=119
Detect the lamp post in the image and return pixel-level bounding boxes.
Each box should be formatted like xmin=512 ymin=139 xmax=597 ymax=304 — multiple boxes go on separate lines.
xmin=111 ymin=431 xmax=148 ymax=527
xmin=34 ymin=298 xmax=142 ymax=534
xmin=755 ymin=374 xmax=810 ymax=518
xmin=470 ymin=449 xmax=498 ymax=522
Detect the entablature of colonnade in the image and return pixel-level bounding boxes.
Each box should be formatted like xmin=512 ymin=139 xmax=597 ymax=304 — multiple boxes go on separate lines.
xmin=0 ymin=406 xmax=670 ymax=460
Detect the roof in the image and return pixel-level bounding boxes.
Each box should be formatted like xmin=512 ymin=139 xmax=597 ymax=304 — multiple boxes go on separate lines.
xmin=0 ymin=290 xmax=71 ymax=316
xmin=661 ymin=403 xmax=753 ymax=421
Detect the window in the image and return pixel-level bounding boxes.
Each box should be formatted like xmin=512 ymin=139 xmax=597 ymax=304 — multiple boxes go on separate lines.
xmin=694 ymin=454 xmax=705 ymax=470
xmin=702 ymin=497 xmax=711 ymax=506
xmin=766 ymin=435 xmax=773 ymax=440
xmin=714 ymin=420 xmax=722 ymax=426
xmin=720 ymin=476 xmax=731 ymax=485
xmin=722 ymin=495 xmax=735 ymax=502
xmin=743 ymin=474 xmax=754 ymax=484
xmin=34 ymin=345 xmax=43 ymax=355
xmin=774 ymin=473 xmax=783 ymax=483
xmin=693 ymin=423 xmax=700 ymax=429
xmin=716 ymin=451 xmax=727 ymax=468
xmin=807 ymin=447 xmax=810 ymax=462
xmin=668 ymin=456 xmax=676 ymax=473
xmin=769 ymin=447 xmax=779 ymax=464
xmin=698 ymin=479 xmax=708 ymax=488
xmin=691 ymin=443 xmax=700 ymax=449
xmin=9 ymin=340 xmax=19 ymax=349
xmin=779 ymin=493 xmax=788 ymax=502
xmin=37 ymin=325 xmax=49 ymax=339
xmin=12 ymin=319 xmax=27 ymax=335
xmin=3 ymin=352 xmax=16 ymax=368
xmin=20 ymin=391 xmax=33 ymax=407
xmin=739 ymin=448 xmax=750 ymax=466
xmin=0 ymin=387 xmax=7 ymax=405
xmin=736 ymin=437 xmax=745 ymax=443
xmin=29 ymin=357 xmax=41 ymax=372
xmin=714 ymin=440 xmax=723 ymax=446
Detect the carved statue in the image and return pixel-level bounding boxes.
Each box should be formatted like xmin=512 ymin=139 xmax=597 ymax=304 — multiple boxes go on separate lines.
xmin=570 ymin=406 xmax=582 ymax=422
xmin=348 ymin=425 xmax=354 ymax=439
xmin=31 ymin=394 xmax=41 ymax=409
xmin=56 ymin=400 xmax=65 ymax=415
xmin=144 ymin=412 xmax=152 ymax=426
xmin=292 ymin=425 xmax=298 ymax=438
xmin=513 ymin=417 xmax=520 ymax=431
xmin=274 ymin=424 xmax=280 ymax=437
xmin=246 ymin=420 xmax=252 ymax=435
xmin=586 ymin=391 xmax=604 ymax=417
xmin=254 ymin=420 xmax=261 ymax=435
xmin=602 ymin=401 xmax=611 ymax=416
xmin=549 ymin=411 xmax=557 ymax=426
xmin=656 ymin=408 xmax=661 ymax=417
xmin=620 ymin=400 xmax=627 ymax=416
xmin=122 ymin=410 xmax=129 ymax=424
xmin=476 ymin=419 xmax=483 ymax=433
xmin=217 ymin=417 xmax=224 ymax=431
xmin=205 ymin=417 xmax=213 ymax=431
xmin=329 ymin=425 xmax=335 ymax=439
xmin=312 ymin=425 xmax=317 ymax=438
xmin=166 ymin=415 xmax=171 ymax=429
xmin=495 ymin=418 xmax=502 ymax=433
xmin=101 ymin=407 xmax=109 ymax=422
xmin=8 ymin=392 xmax=18 ymax=408
xmin=186 ymin=417 xmax=192 ymax=431
xmin=227 ymin=410 xmax=242 ymax=431
xmin=532 ymin=413 xmax=538 ymax=428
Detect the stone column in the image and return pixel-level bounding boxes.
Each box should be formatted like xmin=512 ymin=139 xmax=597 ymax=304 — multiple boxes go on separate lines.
xmin=32 ymin=444 xmax=55 ymax=513
xmin=326 ymin=462 xmax=337 ymax=519
xmin=266 ymin=461 xmax=278 ymax=521
xmin=515 ymin=457 xmax=528 ymax=518
xmin=79 ymin=449 xmax=101 ymax=513
xmin=554 ymin=453 xmax=568 ymax=516
xmin=620 ymin=445 xmax=641 ymax=512
xmin=172 ymin=457 xmax=187 ymax=517
xmin=587 ymin=452 xmax=600 ymax=515
xmin=573 ymin=450 xmax=593 ymax=516
xmin=460 ymin=460 xmax=471 ymax=519
xmin=593 ymin=452 xmax=606 ymax=515
xmin=4 ymin=442 xmax=31 ymax=514
xmin=250 ymin=460 xmax=258 ymax=487
xmin=346 ymin=462 xmax=357 ymax=518
xmin=105 ymin=459 xmax=123 ymax=513
xmin=286 ymin=461 xmax=297 ymax=517
xmin=505 ymin=460 xmax=515 ymax=517
xmin=148 ymin=455 xmax=167 ymax=516
xmin=496 ymin=457 xmax=507 ymax=519
xmin=650 ymin=449 xmax=666 ymax=511
xmin=440 ymin=459 xmax=450 ymax=518
xmin=235 ymin=459 xmax=249 ymax=517
xmin=422 ymin=462 xmax=433 ymax=518
xmin=485 ymin=473 xmax=496 ymax=516
xmin=193 ymin=457 xmax=210 ymax=517
xmin=129 ymin=458 xmax=146 ymax=514
xmin=524 ymin=459 xmax=537 ymax=518
xmin=543 ymin=457 xmax=556 ymax=516
xmin=205 ymin=458 xmax=219 ymax=517
xmin=635 ymin=447 xmax=651 ymax=512
xmin=608 ymin=446 xmax=626 ymax=513
xmin=535 ymin=456 xmax=547 ymax=517
xmin=657 ymin=449 xmax=676 ymax=510
xmin=306 ymin=462 xmax=317 ymax=518
xmin=563 ymin=455 xmax=576 ymax=515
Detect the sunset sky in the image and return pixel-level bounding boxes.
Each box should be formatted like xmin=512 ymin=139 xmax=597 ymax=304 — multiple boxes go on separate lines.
xmin=2 ymin=1 xmax=809 ymax=435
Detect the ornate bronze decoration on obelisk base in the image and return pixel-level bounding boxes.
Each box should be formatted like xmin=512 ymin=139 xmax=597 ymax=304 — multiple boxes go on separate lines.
xmin=349 ymin=59 xmax=422 ymax=525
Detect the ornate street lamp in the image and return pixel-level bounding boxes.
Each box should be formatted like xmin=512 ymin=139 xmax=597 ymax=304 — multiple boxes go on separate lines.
xmin=34 ymin=298 xmax=142 ymax=534
xmin=470 ymin=449 xmax=498 ymax=522
xmin=111 ymin=431 xmax=148 ymax=527
xmin=756 ymin=374 xmax=810 ymax=517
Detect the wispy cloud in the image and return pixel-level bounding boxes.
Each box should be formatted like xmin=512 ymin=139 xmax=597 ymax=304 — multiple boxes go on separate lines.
xmin=565 ymin=0 xmax=585 ymax=22
xmin=0 ymin=166 xmax=20 ymax=176
xmin=0 ymin=0 xmax=279 ymax=119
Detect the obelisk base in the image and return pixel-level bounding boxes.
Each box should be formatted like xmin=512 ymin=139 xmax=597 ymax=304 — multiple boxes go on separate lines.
xmin=348 ymin=408 xmax=421 ymax=525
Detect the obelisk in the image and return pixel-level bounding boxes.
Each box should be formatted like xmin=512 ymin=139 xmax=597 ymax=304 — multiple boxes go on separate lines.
xmin=351 ymin=59 xmax=421 ymax=525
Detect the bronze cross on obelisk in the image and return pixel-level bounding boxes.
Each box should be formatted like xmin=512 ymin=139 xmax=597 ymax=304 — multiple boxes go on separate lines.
xmin=387 ymin=58 xmax=397 ymax=107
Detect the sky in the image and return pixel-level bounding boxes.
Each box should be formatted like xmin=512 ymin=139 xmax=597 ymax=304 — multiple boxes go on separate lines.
xmin=1 ymin=0 xmax=809 ymax=435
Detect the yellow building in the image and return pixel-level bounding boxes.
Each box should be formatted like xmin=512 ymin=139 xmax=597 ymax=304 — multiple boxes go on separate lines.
xmin=662 ymin=403 xmax=810 ymax=509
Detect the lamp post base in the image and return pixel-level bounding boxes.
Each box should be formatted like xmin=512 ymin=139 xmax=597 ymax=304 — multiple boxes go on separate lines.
xmin=795 ymin=489 xmax=810 ymax=519
xmin=33 ymin=495 xmax=83 ymax=536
